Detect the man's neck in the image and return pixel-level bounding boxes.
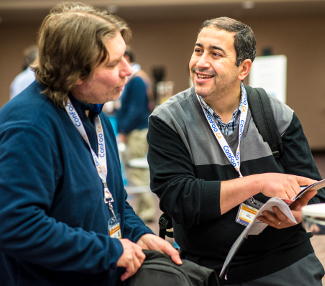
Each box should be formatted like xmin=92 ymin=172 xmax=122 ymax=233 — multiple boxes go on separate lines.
xmin=204 ymin=87 xmax=241 ymax=124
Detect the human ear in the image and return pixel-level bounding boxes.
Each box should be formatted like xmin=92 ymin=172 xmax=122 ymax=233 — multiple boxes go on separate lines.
xmin=238 ymin=59 xmax=252 ymax=81
xmin=75 ymin=78 xmax=83 ymax=86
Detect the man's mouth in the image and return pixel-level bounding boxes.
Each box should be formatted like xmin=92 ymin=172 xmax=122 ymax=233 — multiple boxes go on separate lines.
xmin=196 ymin=73 xmax=214 ymax=79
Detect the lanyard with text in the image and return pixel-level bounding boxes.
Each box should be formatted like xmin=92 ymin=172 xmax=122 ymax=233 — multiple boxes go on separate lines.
xmin=64 ymin=99 xmax=116 ymax=219
xmin=197 ymin=90 xmax=263 ymax=227
xmin=197 ymin=89 xmax=248 ymax=178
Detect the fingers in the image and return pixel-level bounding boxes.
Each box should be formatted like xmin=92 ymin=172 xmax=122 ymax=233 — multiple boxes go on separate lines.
xmin=170 ymin=251 xmax=183 ymax=265
xmin=258 ymin=207 xmax=296 ymax=229
xmin=281 ymin=177 xmax=304 ymax=200
xmin=258 ymin=210 xmax=281 ymax=228
xmin=291 ymin=209 xmax=303 ymax=224
xmin=117 ymin=239 xmax=146 ymax=281
xmin=159 ymin=239 xmax=182 ymax=265
xmin=296 ymin=176 xmax=317 ymax=187
xmin=259 ymin=173 xmax=317 ymax=200
xmin=284 ymin=186 xmax=297 ymax=200
xmin=290 ymin=190 xmax=317 ymax=211
xmin=290 ymin=176 xmax=317 ymax=199
xmin=120 ymin=263 xmax=134 ymax=281
xmin=137 ymin=234 xmax=182 ymax=265
xmin=120 ymin=253 xmax=143 ymax=281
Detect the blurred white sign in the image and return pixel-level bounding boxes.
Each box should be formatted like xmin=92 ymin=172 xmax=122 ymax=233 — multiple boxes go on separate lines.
xmin=249 ymin=55 xmax=287 ymax=103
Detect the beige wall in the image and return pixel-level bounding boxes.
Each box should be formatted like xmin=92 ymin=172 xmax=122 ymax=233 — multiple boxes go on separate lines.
xmin=247 ymin=16 xmax=325 ymax=151
xmin=1 ymin=15 xmax=325 ymax=149
xmin=0 ymin=23 xmax=40 ymax=102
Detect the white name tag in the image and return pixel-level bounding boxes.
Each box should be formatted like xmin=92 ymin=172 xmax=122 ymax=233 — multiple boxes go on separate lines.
xmin=108 ymin=213 xmax=122 ymax=239
xmin=236 ymin=202 xmax=259 ymax=227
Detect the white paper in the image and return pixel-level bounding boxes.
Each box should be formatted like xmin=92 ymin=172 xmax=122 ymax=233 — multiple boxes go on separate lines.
xmin=220 ymin=179 xmax=325 ymax=279
xmin=220 ymin=197 xmax=297 ymax=278
xmin=249 ymin=55 xmax=287 ymax=103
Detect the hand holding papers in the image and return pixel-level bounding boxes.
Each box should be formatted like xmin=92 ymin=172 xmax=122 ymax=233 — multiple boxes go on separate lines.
xmin=283 ymin=179 xmax=325 ymax=205
xmin=220 ymin=179 xmax=325 ymax=280
xmin=219 ymin=197 xmax=297 ymax=279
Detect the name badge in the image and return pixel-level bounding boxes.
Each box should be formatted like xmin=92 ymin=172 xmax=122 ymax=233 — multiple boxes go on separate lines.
xmin=108 ymin=213 xmax=122 ymax=239
xmin=236 ymin=198 xmax=263 ymax=227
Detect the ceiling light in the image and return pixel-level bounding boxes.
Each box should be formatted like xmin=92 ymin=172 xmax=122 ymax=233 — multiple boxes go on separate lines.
xmin=106 ymin=5 xmax=118 ymax=13
xmin=242 ymin=1 xmax=255 ymax=9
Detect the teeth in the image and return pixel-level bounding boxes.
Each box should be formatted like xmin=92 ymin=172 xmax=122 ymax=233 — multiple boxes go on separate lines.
xmin=197 ymin=74 xmax=213 ymax=79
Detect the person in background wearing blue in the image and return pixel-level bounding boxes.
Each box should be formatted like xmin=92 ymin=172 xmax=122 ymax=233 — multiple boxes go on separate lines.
xmin=0 ymin=3 xmax=181 ymax=286
xmin=116 ymin=48 xmax=156 ymax=223
xmin=10 ymin=45 xmax=38 ymax=100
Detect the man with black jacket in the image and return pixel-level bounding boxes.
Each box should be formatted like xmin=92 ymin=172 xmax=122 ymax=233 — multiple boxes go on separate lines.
xmin=147 ymin=17 xmax=325 ymax=285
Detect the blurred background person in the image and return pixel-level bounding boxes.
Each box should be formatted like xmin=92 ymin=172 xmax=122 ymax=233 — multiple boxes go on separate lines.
xmin=116 ymin=48 xmax=156 ymax=223
xmin=10 ymin=45 xmax=38 ymax=100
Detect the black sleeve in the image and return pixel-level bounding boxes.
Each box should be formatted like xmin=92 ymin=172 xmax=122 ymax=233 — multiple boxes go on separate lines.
xmin=147 ymin=115 xmax=221 ymax=227
xmin=280 ymin=113 xmax=325 ymax=204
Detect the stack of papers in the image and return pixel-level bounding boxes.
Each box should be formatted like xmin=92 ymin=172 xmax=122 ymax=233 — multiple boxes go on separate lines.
xmin=219 ymin=179 xmax=325 ymax=279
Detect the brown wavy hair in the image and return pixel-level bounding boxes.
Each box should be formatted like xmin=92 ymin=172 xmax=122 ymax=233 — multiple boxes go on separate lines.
xmin=32 ymin=2 xmax=131 ymax=107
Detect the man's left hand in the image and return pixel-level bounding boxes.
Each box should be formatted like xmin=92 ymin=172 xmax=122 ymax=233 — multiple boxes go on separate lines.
xmin=258 ymin=207 xmax=298 ymax=229
xmin=257 ymin=189 xmax=317 ymax=228
xmin=136 ymin=234 xmax=182 ymax=265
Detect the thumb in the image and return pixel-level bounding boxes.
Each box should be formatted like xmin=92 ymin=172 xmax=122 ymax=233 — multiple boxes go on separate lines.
xmin=161 ymin=243 xmax=182 ymax=265
xmin=121 ymin=267 xmax=132 ymax=281
xmin=170 ymin=251 xmax=182 ymax=265
xmin=291 ymin=190 xmax=317 ymax=211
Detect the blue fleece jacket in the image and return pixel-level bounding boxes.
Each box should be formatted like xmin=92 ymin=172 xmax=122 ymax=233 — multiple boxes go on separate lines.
xmin=0 ymin=81 xmax=153 ymax=286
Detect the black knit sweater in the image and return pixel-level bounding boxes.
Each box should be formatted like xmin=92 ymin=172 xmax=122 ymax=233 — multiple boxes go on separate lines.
xmin=147 ymin=86 xmax=325 ymax=284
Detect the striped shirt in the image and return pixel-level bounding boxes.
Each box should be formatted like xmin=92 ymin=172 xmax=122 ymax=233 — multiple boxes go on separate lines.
xmin=197 ymin=83 xmax=246 ymax=135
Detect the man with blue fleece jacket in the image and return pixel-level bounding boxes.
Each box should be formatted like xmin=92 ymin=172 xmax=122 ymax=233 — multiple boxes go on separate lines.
xmin=0 ymin=2 xmax=181 ymax=286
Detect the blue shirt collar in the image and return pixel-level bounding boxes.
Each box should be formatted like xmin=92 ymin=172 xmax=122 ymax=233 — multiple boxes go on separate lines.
xmin=68 ymin=92 xmax=103 ymax=116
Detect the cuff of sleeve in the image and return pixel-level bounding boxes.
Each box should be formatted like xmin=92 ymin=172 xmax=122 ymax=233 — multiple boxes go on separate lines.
xmin=131 ymin=226 xmax=154 ymax=243
xmin=202 ymin=180 xmax=221 ymax=221
xmin=110 ymin=237 xmax=124 ymax=268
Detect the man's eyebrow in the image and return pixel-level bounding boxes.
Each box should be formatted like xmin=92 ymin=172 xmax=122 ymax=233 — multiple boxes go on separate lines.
xmin=195 ymin=43 xmax=226 ymax=54
xmin=210 ymin=45 xmax=226 ymax=54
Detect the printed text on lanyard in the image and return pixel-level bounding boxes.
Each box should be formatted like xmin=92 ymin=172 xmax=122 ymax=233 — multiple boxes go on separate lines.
xmin=197 ymin=88 xmax=248 ymax=177
xmin=64 ymin=99 xmax=116 ymax=218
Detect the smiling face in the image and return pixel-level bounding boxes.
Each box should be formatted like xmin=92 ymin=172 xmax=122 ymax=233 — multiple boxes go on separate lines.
xmin=189 ymin=27 xmax=246 ymax=104
xmin=71 ymin=31 xmax=132 ymax=104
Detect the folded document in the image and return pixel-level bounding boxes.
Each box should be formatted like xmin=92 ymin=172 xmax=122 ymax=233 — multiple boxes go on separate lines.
xmin=219 ymin=179 xmax=325 ymax=279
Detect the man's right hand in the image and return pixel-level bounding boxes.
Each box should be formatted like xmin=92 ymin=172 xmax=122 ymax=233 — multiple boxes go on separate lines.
xmin=258 ymin=173 xmax=317 ymax=200
xmin=117 ymin=239 xmax=146 ymax=281
xmin=221 ymin=173 xmax=317 ymax=215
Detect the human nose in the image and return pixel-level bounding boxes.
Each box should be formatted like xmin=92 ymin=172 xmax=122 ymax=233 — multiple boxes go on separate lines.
xmin=120 ymin=57 xmax=132 ymax=77
xmin=196 ymin=53 xmax=210 ymax=69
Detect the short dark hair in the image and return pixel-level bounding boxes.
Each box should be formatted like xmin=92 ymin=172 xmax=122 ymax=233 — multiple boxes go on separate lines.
xmin=22 ymin=45 xmax=39 ymax=70
xmin=124 ymin=48 xmax=134 ymax=63
xmin=33 ymin=2 xmax=131 ymax=107
xmin=199 ymin=17 xmax=256 ymax=66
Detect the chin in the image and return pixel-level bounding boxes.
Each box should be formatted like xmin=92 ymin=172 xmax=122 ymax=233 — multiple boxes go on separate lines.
xmin=194 ymin=86 xmax=210 ymax=98
xmin=112 ymin=93 xmax=122 ymax=101
xmin=105 ymin=95 xmax=120 ymax=104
